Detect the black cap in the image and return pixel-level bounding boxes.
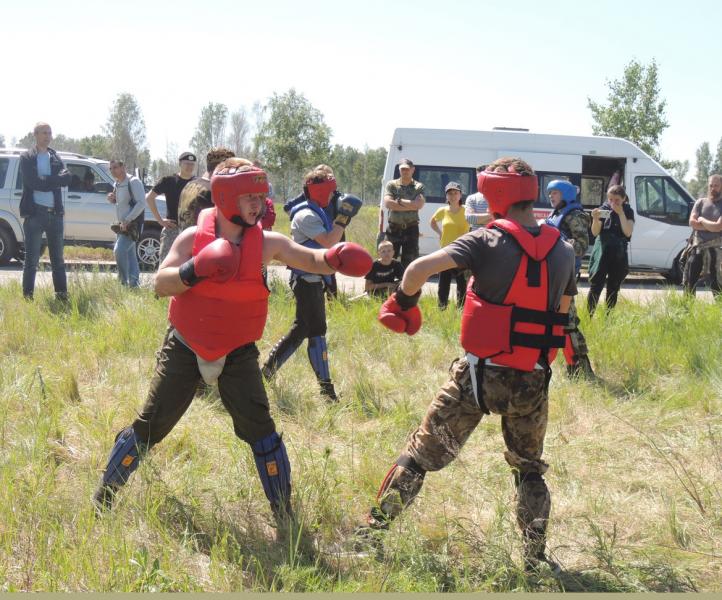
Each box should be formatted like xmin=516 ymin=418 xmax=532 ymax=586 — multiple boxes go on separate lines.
xmin=179 ymin=151 xmax=197 ymax=162
xmin=398 ymin=158 xmax=414 ymax=168
xmin=445 ymin=181 xmax=462 ymax=193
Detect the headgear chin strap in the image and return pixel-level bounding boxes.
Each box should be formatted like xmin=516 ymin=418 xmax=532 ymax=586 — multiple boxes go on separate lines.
xmin=211 ymin=166 xmax=269 ymax=226
xmin=304 ymin=177 xmax=337 ymax=208
xmin=477 ymin=171 xmax=538 ymax=217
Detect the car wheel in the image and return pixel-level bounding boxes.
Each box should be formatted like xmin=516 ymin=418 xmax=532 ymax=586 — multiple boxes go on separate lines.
xmin=0 ymin=226 xmax=18 ymax=266
xmin=137 ymin=228 xmax=161 ymax=271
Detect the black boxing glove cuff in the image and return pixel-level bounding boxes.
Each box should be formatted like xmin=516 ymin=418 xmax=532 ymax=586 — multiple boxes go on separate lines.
xmin=179 ymin=259 xmax=203 ymax=287
xmin=395 ymin=287 xmax=421 ymax=310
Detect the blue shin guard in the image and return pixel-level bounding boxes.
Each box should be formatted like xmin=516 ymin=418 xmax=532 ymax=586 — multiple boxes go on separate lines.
xmin=101 ymin=426 xmax=143 ymax=487
xmin=307 ymin=336 xmax=330 ymax=381
xmin=252 ymin=432 xmax=292 ymax=510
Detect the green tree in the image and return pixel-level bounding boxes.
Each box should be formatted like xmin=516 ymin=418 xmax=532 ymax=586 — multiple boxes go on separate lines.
xmin=688 ymin=142 xmax=712 ymax=198
xmin=588 ymin=59 xmax=668 ymax=160
xmin=104 ymin=93 xmax=148 ymax=171
xmin=78 ymin=135 xmax=112 ymax=159
xmin=254 ymin=89 xmax=331 ymax=199
xmin=711 ymin=137 xmax=722 ymax=175
xmin=17 ymin=132 xmax=35 ymax=149
xmin=227 ymin=108 xmax=251 ymax=158
xmin=190 ymin=102 xmax=228 ymax=173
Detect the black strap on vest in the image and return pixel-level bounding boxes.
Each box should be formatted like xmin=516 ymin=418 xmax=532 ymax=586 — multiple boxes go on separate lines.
xmin=509 ymin=306 xmax=567 ymax=350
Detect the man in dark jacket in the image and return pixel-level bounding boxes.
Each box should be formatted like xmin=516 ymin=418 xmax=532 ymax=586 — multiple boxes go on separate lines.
xmin=19 ymin=122 xmax=72 ymax=300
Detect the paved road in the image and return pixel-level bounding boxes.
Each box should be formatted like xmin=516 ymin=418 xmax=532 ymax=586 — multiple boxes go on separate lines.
xmin=0 ymin=259 xmax=715 ymax=303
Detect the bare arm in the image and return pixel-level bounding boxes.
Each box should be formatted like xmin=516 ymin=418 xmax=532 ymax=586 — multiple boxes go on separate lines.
xmin=312 ymin=224 xmax=346 ymax=248
xmin=262 ymin=231 xmax=335 ymax=274
xmin=398 ymin=249 xmax=458 ymax=295
xmin=590 ymin=208 xmax=603 ymax=236
xmin=429 ymin=214 xmax=442 ymax=237
xmin=154 ymin=227 xmax=197 ymax=296
xmin=698 ymin=215 xmax=722 ymax=232
xmin=146 ymin=190 xmax=176 ymax=229
xmin=559 ymin=295 xmax=572 ymax=314
xmin=384 ymin=193 xmax=425 ymax=211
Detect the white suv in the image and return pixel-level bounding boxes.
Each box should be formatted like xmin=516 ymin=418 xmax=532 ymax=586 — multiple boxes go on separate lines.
xmin=0 ymin=149 xmax=164 ymax=269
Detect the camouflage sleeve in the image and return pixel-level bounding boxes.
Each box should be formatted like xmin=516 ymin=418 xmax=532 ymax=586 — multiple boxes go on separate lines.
xmin=385 ymin=180 xmax=398 ymax=199
xmin=415 ymin=181 xmax=425 ymax=197
xmin=563 ymin=210 xmax=590 ymax=258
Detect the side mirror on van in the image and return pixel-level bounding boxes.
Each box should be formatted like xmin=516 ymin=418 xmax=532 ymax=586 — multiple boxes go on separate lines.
xmin=94 ymin=182 xmax=113 ymax=194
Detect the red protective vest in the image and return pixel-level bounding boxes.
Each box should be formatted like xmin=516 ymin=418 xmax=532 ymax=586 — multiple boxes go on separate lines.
xmin=460 ymin=219 xmax=568 ymax=372
xmin=169 ymin=208 xmax=269 ymax=361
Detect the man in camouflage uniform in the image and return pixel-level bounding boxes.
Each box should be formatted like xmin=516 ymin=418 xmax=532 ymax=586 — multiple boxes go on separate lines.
xmin=684 ymin=174 xmax=722 ymax=296
xmin=383 ymin=158 xmax=426 ymax=269
xmin=359 ymin=158 xmax=576 ymax=573
xmin=545 ymin=180 xmax=594 ymax=378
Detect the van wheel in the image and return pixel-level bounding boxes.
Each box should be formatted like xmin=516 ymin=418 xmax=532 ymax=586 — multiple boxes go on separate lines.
xmin=137 ymin=228 xmax=161 ymax=271
xmin=0 ymin=227 xmax=18 ymax=266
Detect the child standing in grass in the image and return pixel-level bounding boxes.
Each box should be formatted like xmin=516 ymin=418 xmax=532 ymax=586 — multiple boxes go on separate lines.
xmin=364 ymin=240 xmax=404 ymax=298
xmin=429 ymin=181 xmax=470 ymax=309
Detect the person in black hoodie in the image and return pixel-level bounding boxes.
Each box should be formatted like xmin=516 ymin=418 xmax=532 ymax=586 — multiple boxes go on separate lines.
xmin=19 ymin=122 xmax=72 ymax=300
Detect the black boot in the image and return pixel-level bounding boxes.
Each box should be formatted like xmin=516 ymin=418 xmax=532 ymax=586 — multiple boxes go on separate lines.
xmin=92 ymin=483 xmax=119 ymax=514
xmin=319 ymin=379 xmax=338 ymax=402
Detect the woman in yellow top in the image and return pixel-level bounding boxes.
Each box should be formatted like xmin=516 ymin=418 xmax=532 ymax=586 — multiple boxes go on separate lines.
xmin=430 ymin=181 xmax=470 ymax=308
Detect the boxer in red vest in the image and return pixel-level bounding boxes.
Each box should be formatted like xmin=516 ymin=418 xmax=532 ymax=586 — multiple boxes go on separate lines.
xmin=357 ymin=157 xmax=576 ymax=573
xmin=93 ymin=159 xmax=372 ymax=529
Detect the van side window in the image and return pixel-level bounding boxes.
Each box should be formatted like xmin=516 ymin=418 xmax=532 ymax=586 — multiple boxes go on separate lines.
xmin=635 ymin=176 xmax=691 ymax=225
xmin=0 ymin=159 xmax=8 ymax=188
xmin=413 ymin=166 xmax=475 ymax=203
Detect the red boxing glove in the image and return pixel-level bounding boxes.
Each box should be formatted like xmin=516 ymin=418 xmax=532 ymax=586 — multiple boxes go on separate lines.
xmin=378 ymin=291 xmax=422 ymax=335
xmin=181 ymin=238 xmax=240 ymax=285
xmin=324 ymin=242 xmax=373 ymax=277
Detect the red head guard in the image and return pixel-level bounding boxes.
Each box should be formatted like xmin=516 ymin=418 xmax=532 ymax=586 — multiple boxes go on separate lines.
xmin=211 ymin=166 xmax=269 ymax=226
xmin=304 ymin=177 xmax=337 ymax=208
xmin=477 ymin=171 xmax=538 ymax=217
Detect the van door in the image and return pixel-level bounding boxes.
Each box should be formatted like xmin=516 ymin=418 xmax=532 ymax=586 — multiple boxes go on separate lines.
xmin=64 ymin=162 xmax=116 ymax=242
xmin=629 ymin=174 xmax=693 ymax=269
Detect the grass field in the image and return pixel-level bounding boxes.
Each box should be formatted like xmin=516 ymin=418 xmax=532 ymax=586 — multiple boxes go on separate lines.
xmin=0 ymin=207 xmax=720 ymax=591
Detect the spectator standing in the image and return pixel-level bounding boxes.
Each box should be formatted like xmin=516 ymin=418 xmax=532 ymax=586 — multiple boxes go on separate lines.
xmin=383 ymin=158 xmax=425 ymax=268
xmin=430 ymin=181 xmax=470 ymax=308
xmin=146 ymin=151 xmax=197 ymax=263
xmin=107 ymin=159 xmax=146 ymax=288
xmin=19 ymin=122 xmax=72 ymax=300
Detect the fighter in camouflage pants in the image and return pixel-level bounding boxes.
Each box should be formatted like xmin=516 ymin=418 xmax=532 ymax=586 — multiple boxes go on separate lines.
xmin=366 ymin=357 xmax=552 ymax=566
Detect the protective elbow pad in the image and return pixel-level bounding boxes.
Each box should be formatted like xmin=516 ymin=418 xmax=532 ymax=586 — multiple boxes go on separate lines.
xmin=101 ymin=426 xmax=143 ymax=487
xmin=252 ymin=432 xmax=292 ymax=506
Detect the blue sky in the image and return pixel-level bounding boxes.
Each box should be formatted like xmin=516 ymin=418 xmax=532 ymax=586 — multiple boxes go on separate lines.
xmin=2 ymin=0 xmax=719 ymax=175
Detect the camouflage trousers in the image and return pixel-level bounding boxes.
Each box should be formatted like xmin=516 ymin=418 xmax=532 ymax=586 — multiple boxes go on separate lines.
xmin=563 ymin=298 xmax=590 ymax=365
xmin=371 ymin=357 xmax=551 ymax=557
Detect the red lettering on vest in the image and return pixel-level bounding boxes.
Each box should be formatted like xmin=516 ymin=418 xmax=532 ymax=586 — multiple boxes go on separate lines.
xmin=169 ymin=208 xmax=269 ymax=361
xmin=460 ymin=220 xmax=566 ymax=371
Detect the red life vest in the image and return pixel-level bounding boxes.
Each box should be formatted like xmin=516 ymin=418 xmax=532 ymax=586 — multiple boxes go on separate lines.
xmin=168 ymin=208 xmax=269 ymax=361
xmin=460 ymin=219 xmax=568 ymax=371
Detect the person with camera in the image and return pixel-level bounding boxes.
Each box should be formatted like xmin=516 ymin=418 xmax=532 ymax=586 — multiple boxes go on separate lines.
xmin=107 ymin=159 xmax=146 ymax=288
xmin=587 ymin=184 xmax=635 ymax=315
